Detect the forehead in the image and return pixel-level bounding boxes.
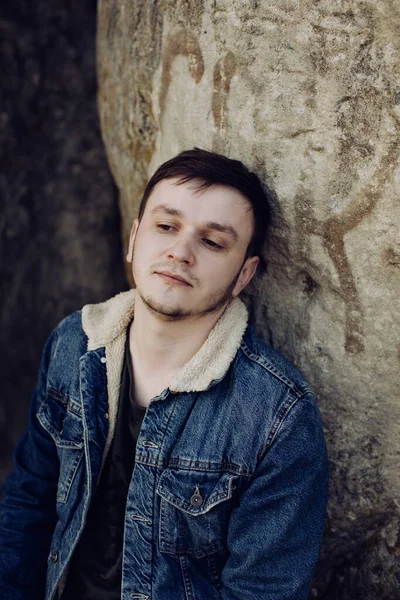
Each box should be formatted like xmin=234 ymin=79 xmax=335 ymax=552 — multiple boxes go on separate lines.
xmin=145 ymin=178 xmax=254 ymax=235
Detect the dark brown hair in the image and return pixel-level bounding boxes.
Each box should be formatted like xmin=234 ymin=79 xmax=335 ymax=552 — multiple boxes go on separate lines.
xmin=138 ymin=148 xmax=271 ymax=272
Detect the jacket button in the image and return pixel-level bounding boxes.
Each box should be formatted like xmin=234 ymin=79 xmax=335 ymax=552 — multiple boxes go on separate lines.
xmin=49 ymin=551 xmax=58 ymax=563
xmin=190 ymin=487 xmax=203 ymax=508
xmin=100 ymin=357 xmax=106 ymax=363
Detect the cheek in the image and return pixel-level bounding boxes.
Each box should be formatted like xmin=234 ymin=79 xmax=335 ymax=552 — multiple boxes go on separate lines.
xmin=132 ymin=235 xmax=167 ymax=277
xmin=201 ymin=259 xmax=237 ymax=286
xmin=142 ymin=230 xmax=168 ymax=252
xmin=131 ymin=239 xmax=148 ymax=274
xmin=134 ymin=232 xmax=158 ymax=259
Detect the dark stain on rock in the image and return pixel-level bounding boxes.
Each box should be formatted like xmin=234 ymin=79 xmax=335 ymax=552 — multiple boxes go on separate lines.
xmin=294 ymin=124 xmax=400 ymax=354
xmin=159 ymin=30 xmax=204 ymax=118
xmin=321 ymin=217 xmax=365 ymax=354
xmin=323 ymin=131 xmax=400 ymax=353
xmin=385 ymin=246 xmax=400 ymax=267
xmin=212 ymin=51 xmax=237 ymax=131
xmin=288 ymin=128 xmax=316 ymax=139
xmin=299 ymin=271 xmax=319 ymax=298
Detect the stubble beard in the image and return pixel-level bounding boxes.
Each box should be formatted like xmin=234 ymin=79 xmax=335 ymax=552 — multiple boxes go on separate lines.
xmin=137 ymin=271 xmax=241 ymax=323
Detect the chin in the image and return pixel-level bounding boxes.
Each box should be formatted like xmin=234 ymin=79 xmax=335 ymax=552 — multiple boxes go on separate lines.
xmin=140 ymin=291 xmax=192 ymax=320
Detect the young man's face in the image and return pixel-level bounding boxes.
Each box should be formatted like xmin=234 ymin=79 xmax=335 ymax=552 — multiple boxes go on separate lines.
xmin=127 ymin=178 xmax=259 ymax=321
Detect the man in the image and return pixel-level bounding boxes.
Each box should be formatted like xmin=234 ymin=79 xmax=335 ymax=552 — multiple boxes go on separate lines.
xmin=0 ymin=148 xmax=329 ymax=600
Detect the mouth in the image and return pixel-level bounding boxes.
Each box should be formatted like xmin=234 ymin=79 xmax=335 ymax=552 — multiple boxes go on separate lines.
xmin=155 ymin=271 xmax=192 ymax=286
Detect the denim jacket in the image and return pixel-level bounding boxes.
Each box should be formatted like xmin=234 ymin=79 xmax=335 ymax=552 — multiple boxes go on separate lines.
xmin=0 ymin=289 xmax=328 ymax=600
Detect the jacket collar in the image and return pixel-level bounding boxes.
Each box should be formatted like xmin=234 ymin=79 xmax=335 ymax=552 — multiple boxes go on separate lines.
xmin=82 ymin=288 xmax=248 ymax=392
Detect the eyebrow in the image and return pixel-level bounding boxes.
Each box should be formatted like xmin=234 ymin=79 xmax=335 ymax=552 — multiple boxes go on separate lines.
xmin=204 ymin=221 xmax=239 ymax=243
xmin=151 ymin=204 xmax=239 ymax=243
xmin=151 ymin=204 xmax=183 ymax=218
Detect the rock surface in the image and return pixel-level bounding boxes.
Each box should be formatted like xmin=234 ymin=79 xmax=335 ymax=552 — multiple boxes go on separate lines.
xmin=0 ymin=0 xmax=128 ymax=482
xmin=97 ymin=0 xmax=400 ymax=596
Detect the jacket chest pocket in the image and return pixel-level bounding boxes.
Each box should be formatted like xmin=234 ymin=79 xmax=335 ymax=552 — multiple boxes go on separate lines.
xmin=37 ymin=391 xmax=84 ymax=503
xmin=156 ymin=469 xmax=239 ymax=558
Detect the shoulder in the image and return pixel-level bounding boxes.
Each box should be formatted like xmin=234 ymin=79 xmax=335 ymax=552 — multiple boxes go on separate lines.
xmin=237 ymin=325 xmax=313 ymax=399
xmin=46 ymin=288 xmax=135 ymax=358
xmin=234 ymin=327 xmax=326 ymax=461
xmin=54 ymin=309 xmax=85 ymax=337
xmin=42 ymin=311 xmax=88 ymax=385
xmin=48 ymin=310 xmax=87 ymax=356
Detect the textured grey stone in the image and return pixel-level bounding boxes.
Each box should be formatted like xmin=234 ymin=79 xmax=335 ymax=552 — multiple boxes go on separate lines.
xmin=0 ymin=0 xmax=128 ymax=483
xmin=97 ymin=0 xmax=400 ymax=596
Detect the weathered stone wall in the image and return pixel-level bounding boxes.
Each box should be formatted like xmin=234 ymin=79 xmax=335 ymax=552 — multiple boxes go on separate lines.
xmin=97 ymin=1 xmax=400 ymax=597
xmin=0 ymin=0 xmax=128 ymax=483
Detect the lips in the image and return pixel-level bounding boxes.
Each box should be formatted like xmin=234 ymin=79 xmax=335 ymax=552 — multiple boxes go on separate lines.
xmin=156 ymin=271 xmax=192 ymax=286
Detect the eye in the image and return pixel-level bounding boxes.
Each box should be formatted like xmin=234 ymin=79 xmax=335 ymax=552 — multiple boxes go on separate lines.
xmin=203 ymin=238 xmax=223 ymax=250
xmin=157 ymin=223 xmax=174 ymax=231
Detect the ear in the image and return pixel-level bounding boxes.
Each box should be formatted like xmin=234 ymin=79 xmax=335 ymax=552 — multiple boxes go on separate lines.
xmin=232 ymin=256 xmax=259 ymax=297
xmin=126 ymin=218 xmax=139 ymax=263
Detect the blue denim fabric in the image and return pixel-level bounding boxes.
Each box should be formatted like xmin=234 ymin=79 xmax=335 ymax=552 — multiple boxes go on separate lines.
xmin=0 ymin=310 xmax=328 ymax=600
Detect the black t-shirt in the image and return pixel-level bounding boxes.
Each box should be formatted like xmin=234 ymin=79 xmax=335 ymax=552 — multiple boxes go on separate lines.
xmin=61 ymin=323 xmax=146 ymax=599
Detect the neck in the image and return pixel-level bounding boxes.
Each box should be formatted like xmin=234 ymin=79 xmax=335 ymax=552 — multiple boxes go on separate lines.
xmin=130 ymin=293 xmax=229 ymax=373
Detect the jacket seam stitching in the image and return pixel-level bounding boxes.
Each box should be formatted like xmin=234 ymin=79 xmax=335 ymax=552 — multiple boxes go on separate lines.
xmin=239 ymin=342 xmax=308 ymax=397
xmin=166 ymin=458 xmax=251 ymax=475
xmin=259 ymin=392 xmax=302 ymax=460
xmin=179 ymin=555 xmax=195 ymax=600
xmin=136 ymin=456 xmax=252 ymax=476
xmin=46 ymin=389 xmax=82 ymax=418
xmin=47 ymin=388 xmax=69 ymax=405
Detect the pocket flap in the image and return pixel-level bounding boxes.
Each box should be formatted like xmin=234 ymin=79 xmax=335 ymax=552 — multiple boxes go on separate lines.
xmin=157 ymin=469 xmax=238 ymax=516
xmin=37 ymin=394 xmax=84 ymax=450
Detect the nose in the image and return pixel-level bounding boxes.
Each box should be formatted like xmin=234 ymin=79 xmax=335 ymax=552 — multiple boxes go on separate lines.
xmin=166 ymin=234 xmax=195 ymax=265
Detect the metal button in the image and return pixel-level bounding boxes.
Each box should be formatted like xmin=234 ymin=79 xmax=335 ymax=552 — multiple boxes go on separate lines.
xmin=49 ymin=551 xmax=58 ymax=563
xmin=190 ymin=486 xmax=203 ymax=508
xmin=104 ymin=412 xmax=109 ymax=420
xmin=100 ymin=357 xmax=106 ymax=363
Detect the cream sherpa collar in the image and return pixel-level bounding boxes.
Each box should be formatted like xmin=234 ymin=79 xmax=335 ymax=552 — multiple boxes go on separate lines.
xmin=81 ymin=288 xmax=248 ymax=392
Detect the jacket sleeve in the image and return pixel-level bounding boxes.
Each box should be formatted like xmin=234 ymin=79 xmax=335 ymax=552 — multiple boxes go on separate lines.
xmin=0 ymin=328 xmax=60 ymax=600
xmin=221 ymin=393 xmax=329 ymax=600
